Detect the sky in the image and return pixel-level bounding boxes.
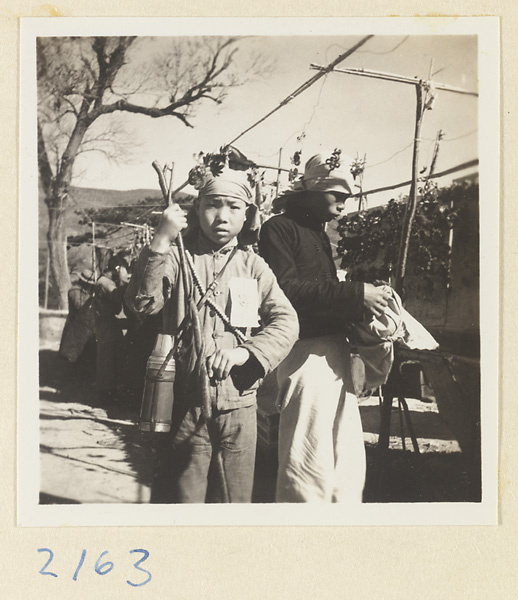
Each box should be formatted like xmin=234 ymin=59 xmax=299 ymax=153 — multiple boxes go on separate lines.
xmin=73 ymin=34 xmax=478 ymax=209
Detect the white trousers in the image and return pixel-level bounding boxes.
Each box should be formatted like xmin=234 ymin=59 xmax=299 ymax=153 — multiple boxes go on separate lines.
xmin=275 ymin=335 xmax=366 ymax=503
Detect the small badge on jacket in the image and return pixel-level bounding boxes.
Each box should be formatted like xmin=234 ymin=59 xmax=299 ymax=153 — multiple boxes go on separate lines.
xmin=229 ymin=277 xmax=260 ymax=328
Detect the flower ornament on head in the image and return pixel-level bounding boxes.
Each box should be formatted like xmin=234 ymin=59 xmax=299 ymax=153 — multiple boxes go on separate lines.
xmin=272 ymin=148 xmax=357 ymax=213
xmin=188 ymin=164 xmax=208 ymax=190
xmin=325 ymin=148 xmax=342 ymax=171
xmin=294 ymin=149 xmax=356 ymax=195
xmin=189 ymin=145 xmax=257 ymax=190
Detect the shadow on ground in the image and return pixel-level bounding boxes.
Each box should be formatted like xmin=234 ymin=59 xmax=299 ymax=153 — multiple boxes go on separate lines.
xmin=40 ymin=348 xmax=480 ymax=505
xmin=40 ymin=348 xmax=155 ymax=503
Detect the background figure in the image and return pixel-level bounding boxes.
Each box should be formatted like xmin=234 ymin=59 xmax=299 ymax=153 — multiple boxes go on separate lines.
xmin=68 ymin=269 xmax=96 ymax=315
xmin=59 ymin=269 xmax=97 ymax=365
xmin=93 ymin=254 xmax=130 ymax=404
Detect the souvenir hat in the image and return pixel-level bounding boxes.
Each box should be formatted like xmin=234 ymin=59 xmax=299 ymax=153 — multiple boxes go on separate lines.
xmin=292 ymin=149 xmax=356 ymax=196
xmin=273 ymin=149 xmax=356 ymax=212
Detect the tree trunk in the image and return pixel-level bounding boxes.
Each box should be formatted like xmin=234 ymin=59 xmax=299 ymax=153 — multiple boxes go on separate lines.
xmin=43 ymin=118 xmax=90 ymax=309
xmin=46 ymin=194 xmax=70 ymax=309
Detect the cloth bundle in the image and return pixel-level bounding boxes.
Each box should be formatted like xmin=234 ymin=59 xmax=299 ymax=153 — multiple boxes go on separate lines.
xmin=349 ymin=287 xmax=439 ymax=397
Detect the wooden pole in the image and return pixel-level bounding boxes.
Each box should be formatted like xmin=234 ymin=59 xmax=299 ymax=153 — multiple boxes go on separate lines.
xmin=395 ymin=83 xmax=425 ymax=296
xmin=275 ymin=148 xmax=282 ymax=194
xmin=228 ymin=35 xmax=375 ymax=147
xmin=255 ymin=175 xmax=263 ymax=211
xmin=428 ymin=129 xmax=444 ymax=178
xmin=44 ymin=250 xmax=50 ymax=309
xmin=310 ymin=64 xmax=479 ymax=97
xmin=91 ymin=221 xmax=97 ymax=280
xmin=349 ymin=158 xmax=478 ymax=198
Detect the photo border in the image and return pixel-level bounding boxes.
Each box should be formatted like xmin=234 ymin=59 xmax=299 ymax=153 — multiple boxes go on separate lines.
xmin=19 ymin=15 xmax=500 ymax=527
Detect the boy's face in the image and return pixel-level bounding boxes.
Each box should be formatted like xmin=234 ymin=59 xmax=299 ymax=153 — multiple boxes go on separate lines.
xmin=196 ymin=195 xmax=248 ymax=246
xmin=308 ymin=191 xmax=349 ymax=222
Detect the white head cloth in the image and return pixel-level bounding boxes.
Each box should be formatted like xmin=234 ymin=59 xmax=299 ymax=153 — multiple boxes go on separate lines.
xmin=293 ymin=151 xmax=356 ymax=196
xmin=198 ymin=167 xmax=253 ymax=204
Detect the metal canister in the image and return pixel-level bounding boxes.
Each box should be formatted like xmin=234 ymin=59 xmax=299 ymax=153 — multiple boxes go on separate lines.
xmin=139 ymin=333 xmax=176 ymax=432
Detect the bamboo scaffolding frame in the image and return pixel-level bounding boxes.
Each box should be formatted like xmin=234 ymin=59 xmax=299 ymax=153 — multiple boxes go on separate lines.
xmin=166 ymin=36 xmax=375 ymax=195
xmin=313 ymin=60 xmax=478 ymax=295
xmin=309 ymin=64 xmax=479 ymax=96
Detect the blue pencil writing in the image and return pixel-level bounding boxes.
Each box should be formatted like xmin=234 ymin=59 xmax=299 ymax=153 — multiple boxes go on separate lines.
xmin=127 ymin=549 xmax=152 ymax=587
xmin=72 ymin=549 xmax=86 ymax=581
xmin=37 ymin=548 xmax=58 ymax=578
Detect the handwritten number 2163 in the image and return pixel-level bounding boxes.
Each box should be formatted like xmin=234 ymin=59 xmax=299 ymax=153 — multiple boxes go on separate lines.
xmin=37 ymin=548 xmax=152 ymax=587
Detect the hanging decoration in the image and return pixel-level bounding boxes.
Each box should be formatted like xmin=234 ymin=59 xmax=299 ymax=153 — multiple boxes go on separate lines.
xmin=351 ymin=154 xmax=368 ymax=212
xmin=325 ymin=148 xmax=342 ymax=171
xmin=288 ymin=149 xmax=302 ymax=183
xmin=188 ymin=145 xmax=258 ymax=190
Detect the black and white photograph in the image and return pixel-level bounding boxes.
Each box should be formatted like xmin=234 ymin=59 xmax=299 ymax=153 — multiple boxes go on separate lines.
xmin=18 ymin=17 xmax=499 ymax=526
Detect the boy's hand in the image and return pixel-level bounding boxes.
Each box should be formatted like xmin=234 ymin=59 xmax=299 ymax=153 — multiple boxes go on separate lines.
xmin=206 ymin=347 xmax=250 ymax=381
xmin=363 ymin=283 xmax=391 ymax=318
xmin=150 ymin=205 xmax=188 ymax=253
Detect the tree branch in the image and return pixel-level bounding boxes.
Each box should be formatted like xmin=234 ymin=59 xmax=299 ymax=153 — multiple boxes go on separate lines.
xmin=91 ymin=36 xmax=136 ymax=110
xmin=90 ymin=98 xmax=194 ymax=126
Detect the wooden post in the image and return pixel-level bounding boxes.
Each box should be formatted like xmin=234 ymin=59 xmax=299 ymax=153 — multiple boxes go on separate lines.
xmin=255 ymin=175 xmax=263 ymax=212
xmin=275 ymin=147 xmax=282 ymax=194
xmin=91 ymin=221 xmax=97 ymax=280
xmin=44 ymin=250 xmax=50 ymax=309
xmin=428 ymin=129 xmax=444 ymax=179
xmin=395 ymin=83 xmax=425 ymax=296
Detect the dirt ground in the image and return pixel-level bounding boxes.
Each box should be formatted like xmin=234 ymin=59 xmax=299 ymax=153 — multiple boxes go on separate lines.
xmin=38 ymin=313 xmax=481 ymax=505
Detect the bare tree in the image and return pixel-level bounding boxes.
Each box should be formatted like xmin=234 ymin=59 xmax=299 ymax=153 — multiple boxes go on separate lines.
xmin=37 ymin=36 xmax=270 ymax=308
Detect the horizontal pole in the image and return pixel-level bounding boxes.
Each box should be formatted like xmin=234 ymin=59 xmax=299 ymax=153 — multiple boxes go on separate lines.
xmin=121 ymin=222 xmax=149 ymax=229
xmin=311 ymin=64 xmax=418 ymax=86
xmin=310 ymin=64 xmax=478 ymax=97
xmin=228 ymin=35 xmax=374 ymax=146
xmin=350 ymin=158 xmax=479 ymax=198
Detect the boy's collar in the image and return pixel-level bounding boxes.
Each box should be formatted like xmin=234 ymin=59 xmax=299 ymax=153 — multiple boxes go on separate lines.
xmin=195 ymin=232 xmax=239 ymax=255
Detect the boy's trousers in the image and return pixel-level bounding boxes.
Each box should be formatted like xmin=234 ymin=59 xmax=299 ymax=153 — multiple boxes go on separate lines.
xmin=275 ymin=334 xmax=366 ymax=503
xmin=151 ymin=403 xmax=257 ymax=503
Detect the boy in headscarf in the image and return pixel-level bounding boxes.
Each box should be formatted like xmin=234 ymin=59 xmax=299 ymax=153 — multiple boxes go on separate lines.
xmin=125 ymin=167 xmax=298 ymax=503
xmin=258 ymin=149 xmax=391 ymax=503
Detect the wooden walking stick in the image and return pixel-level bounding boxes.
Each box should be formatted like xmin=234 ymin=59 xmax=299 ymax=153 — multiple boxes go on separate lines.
xmin=152 ymin=161 xmax=230 ymax=502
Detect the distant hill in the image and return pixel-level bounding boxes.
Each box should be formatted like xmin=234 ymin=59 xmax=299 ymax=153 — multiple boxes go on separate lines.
xmin=68 ymin=186 xmax=164 ymax=208
xmin=39 ymin=185 xmax=193 ymax=239
xmin=38 ymin=185 xmax=195 ymax=306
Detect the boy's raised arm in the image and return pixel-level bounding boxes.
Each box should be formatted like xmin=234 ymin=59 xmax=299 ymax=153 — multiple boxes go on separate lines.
xmin=125 ymin=205 xmax=186 ymax=315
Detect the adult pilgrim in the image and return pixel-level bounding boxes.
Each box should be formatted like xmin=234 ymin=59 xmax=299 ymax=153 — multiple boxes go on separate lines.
xmin=259 ymin=149 xmax=392 ymax=503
